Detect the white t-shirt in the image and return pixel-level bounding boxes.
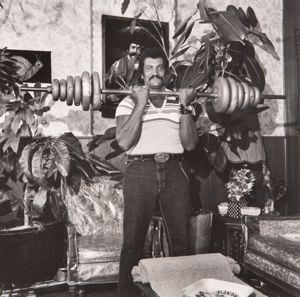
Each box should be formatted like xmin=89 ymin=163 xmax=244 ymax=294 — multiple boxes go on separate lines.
xmin=115 ymin=95 xmax=184 ymax=155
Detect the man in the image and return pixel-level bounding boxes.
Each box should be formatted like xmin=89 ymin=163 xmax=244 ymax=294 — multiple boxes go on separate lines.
xmin=106 ymin=42 xmax=142 ymax=89
xmin=115 ymin=47 xmax=198 ymax=297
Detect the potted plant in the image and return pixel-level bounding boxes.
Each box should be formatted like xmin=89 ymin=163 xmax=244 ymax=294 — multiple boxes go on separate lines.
xmin=120 ymin=0 xmax=279 ymax=173
xmin=225 ymin=166 xmax=255 ymax=218
xmin=0 ymin=48 xmax=118 ymax=287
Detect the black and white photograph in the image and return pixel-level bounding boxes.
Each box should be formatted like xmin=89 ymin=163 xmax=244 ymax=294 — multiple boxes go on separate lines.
xmin=0 ymin=1 xmax=299 ymax=297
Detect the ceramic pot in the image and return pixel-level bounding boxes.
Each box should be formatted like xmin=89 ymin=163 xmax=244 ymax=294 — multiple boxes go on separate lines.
xmin=228 ymin=201 xmax=247 ymax=219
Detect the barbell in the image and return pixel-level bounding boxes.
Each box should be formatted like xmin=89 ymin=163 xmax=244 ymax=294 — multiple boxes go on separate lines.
xmin=19 ymin=71 xmax=286 ymax=114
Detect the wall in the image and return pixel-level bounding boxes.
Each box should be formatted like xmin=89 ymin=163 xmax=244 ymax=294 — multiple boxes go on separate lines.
xmin=0 ymin=0 xmax=286 ymax=209
xmin=0 ymin=0 xmax=284 ymax=136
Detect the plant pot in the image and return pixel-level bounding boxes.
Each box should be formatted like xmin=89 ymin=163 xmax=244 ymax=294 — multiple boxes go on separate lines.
xmin=0 ymin=222 xmax=65 ymax=286
xmin=228 ymin=201 xmax=247 ymax=219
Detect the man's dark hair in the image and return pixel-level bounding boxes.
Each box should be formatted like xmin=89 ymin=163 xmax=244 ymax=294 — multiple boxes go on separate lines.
xmin=138 ymin=47 xmax=169 ymax=74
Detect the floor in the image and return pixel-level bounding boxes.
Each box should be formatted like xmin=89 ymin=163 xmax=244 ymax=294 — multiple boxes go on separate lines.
xmin=1 ymin=283 xmax=118 ymax=297
xmin=39 ymin=284 xmax=118 ymax=297
xmin=0 ymin=277 xmax=293 ymax=297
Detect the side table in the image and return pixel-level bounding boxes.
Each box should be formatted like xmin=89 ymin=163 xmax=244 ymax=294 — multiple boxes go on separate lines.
xmin=211 ymin=214 xmax=249 ymax=263
xmin=223 ymin=217 xmax=248 ymax=263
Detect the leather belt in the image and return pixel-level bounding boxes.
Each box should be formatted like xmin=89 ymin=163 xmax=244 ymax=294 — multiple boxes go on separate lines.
xmin=127 ymin=152 xmax=183 ymax=163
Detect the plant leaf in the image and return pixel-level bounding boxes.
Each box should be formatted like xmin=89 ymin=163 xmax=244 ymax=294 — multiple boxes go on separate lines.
xmin=49 ymin=190 xmax=65 ymax=221
xmin=32 ymin=186 xmax=47 ymax=215
xmin=42 ymin=106 xmax=50 ymax=112
xmin=3 ymin=132 xmax=20 ymax=153
xmin=19 ymin=142 xmax=37 ymax=181
xmin=171 ymin=30 xmax=187 ymax=56
xmin=86 ymin=135 xmax=107 ymax=151
xmin=58 ymin=132 xmax=86 ymax=160
xmin=256 ymin=106 xmax=270 ymax=113
xmin=197 ymin=0 xmax=208 ymax=21
xmin=121 ymin=0 xmax=130 ymax=15
xmin=244 ymin=55 xmax=265 ymax=91
xmin=45 ymin=157 xmax=57 ymax=179
xmin=10 ymin=113 xmax=22 ymax=134
xmin=73 ymin=162 xmax=93 ymax=182
xmin=238 ymin=7 xmax=250 ymax=28
xmin=173 ymin=12 xmax=195 ymax=39
xmin=246 ymin=6 xmax=258 ymax=28
xmin=182 ymin=20 xmax=196 ymax=43
xmin=0 ymin=150 xmax=16 ymax=175
xmin=248 ymin=31 xmax=279 ymax=60
xmin=88 ymin=153 xmax=120 ymax=174
xmin=170 ymin=46 xmax=191 ymax=60
xmin=24 ymin=108 xmax=36 ymax=126
xmin=31 ymin=146 xmax=46 ymax=183
xmin=105 ymin=150 xmax=124 ymax=161
xmin=212 ymin=11 xmax=247 ymax=43
xmin=51 ymin=140 xmax=71 ymax=177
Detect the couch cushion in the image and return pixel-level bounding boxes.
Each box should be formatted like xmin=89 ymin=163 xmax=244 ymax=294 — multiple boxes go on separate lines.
xmin=258 ymin=216 xmax=300 ymax=237
xmin=245 ymin=250 xmax=300 ymax=291
xmin=65 ymin=176 xmax=124 ymax=236
xmin=76 ymin=261 xmax=119 ymax=283
xmin=77 ymin=233 xmax=122 ymax=264
xmin=248 ymin=235 xmax=300 ymax=274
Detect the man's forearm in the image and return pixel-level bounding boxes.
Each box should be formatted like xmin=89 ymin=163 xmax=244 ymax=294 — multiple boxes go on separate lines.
xmin=179 ymin=114 xmax=198 ymax=151
xmin=116 ymin=105 xmax=145 ymax=151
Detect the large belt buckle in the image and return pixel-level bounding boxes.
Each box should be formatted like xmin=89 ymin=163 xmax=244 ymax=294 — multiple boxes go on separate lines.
xmin=154 ymin=152 xmax=170 ymax=163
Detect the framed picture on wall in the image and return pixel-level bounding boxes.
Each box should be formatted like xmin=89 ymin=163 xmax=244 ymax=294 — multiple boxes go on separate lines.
xmin=7 ymin=49 xmax=51 ymax=83
xmin=101 ymin=15 xmax=169 ymax=118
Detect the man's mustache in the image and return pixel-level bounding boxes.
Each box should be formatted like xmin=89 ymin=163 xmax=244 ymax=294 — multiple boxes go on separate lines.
xmin=150 ymin=74 xmax=163 ymax=81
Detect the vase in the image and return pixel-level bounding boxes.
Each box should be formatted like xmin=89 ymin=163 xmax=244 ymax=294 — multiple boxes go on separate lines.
xmin=228 ymin=201 xmax=247 ymax=219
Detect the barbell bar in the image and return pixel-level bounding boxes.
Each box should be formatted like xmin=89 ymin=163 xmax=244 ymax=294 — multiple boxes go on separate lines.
xmin=19 ymin=71 xmax=286 ymax=114
xmin=19 ymin=86 xmax=286 ymax=100
xmin=19 ymin=85 xmax=218 ymax=98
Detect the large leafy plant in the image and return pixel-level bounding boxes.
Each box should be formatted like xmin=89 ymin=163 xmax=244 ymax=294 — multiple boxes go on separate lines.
xmin=120 ymin=0 xmax=279 ymax=171
xmin=0 ymin=51 xmax=119 ymax=225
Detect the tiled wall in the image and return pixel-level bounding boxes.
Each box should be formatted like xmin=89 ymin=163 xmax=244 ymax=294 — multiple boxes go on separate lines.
xmin=0 ymin=0 xmax=284 ymax=136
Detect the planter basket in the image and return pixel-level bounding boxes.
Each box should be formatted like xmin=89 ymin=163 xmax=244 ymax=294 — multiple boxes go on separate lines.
xmin=228 ymin=201 xmax=247 ymax=219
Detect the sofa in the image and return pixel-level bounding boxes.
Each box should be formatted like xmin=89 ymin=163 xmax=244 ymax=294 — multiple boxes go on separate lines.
xmin=243 ymin=215 xmax=300 ymax=296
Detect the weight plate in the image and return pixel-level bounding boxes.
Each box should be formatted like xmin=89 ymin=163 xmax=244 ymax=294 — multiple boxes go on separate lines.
xmin=52 ymin=79 xmax=60 ymax=101
xmin=225 ymin=77 xmax=238 ymax=114
xmin=240 ymin=82 xmax=250 ymax=110
xmin=82 ymin=71 xmax=91 ymax=111
xmin=66 ymin=76 xmax=74 ymax=106
xmin=253 ymin=86 xmax=261 ymax=106
xmin=74 ymin=76 xmax=82 ymax=106
xmin=212 ymin=77 xmax=230 ymax=113
xmin=91 ymin=71 xmax=102 ymax=110
xmin=236 ymin=81 xmax=244 ymax=110
xmin=59 ymin=79 xmax=67 ymax=102
xmin=248 ymin=85 xmax=255 ymax=106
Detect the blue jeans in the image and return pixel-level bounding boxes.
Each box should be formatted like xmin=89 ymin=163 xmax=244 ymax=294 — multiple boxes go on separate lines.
xmin=118 ymin=157 xmax=191 ymax=297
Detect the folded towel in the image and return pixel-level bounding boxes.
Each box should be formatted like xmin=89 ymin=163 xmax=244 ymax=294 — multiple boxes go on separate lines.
xmin=132 ymin=253 xmax=266 ymax=297
xmin=132 ymin=255 xmax=240 ymax=284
